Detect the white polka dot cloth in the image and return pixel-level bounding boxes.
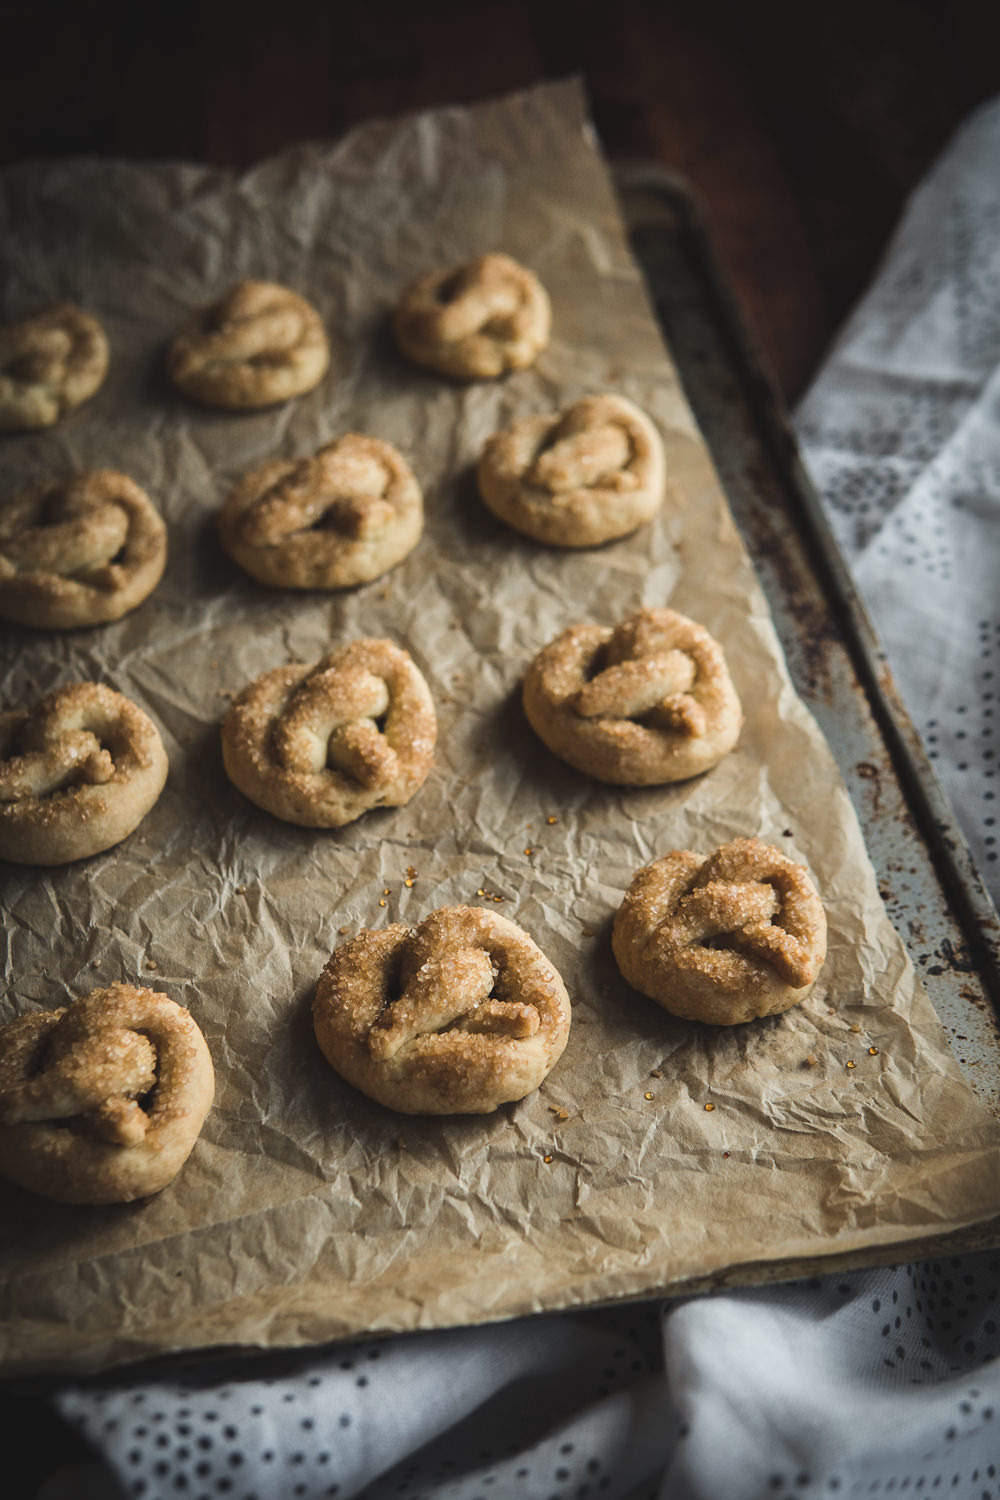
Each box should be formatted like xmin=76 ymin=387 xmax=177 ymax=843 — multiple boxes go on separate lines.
xmin=46 ymin=1254 xmax=1000 ymax=1499
xmin=47 ymin=97 xmax=1000 ymax=1500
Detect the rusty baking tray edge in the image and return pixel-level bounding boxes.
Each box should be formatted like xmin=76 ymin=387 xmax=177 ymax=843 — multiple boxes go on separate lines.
xmin=615 ymin=165 xmax=1000 ymax=1277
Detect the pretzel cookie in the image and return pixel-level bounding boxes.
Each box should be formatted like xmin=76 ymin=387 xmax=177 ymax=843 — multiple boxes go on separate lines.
xmin=613 ymin=838 xmax=827 ymax=1025
xmin=222 ymin=638 xmax=436 ymax=828
xmin=394 ymin=253 xmax=550 ymax=379
xmin=0 ymin=984 xmax=214 ymax=1203
xmin=523 ymin=607 xmax=742 ymax=785
xmin=0 ymin=302 xmax=109 ymax=431
xmin=478 ymin=395 xmax=665 ymax=547
xmin=167 ymin=279 xmax=330 ymax=408
xmin=314 ymin=905 xmax=571 ymax=1114
xmin=0 ymin=682 xmax=168 ymax=865
xmin=0 ymin=470 xmax=167 ymax=629
xmin=219 ymin=434 xmax=423 ymax=590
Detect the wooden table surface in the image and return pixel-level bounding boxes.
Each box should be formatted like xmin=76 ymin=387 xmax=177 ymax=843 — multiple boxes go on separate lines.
xmin=3 ymin=0 xmax=1000 ymax=402
xmin=3 ymin=0 xmax=1000 ymax=1488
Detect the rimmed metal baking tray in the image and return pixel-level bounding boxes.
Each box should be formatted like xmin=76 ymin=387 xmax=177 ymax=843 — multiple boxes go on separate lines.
xmin=4 ymin=160 xmax=1000 ymax=1408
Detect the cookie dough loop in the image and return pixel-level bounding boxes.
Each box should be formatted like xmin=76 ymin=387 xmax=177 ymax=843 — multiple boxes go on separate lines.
xmin=167 ymin=279 xmax=330 ymax=408
xmin=394 ymin=253 xmax=550 ymax=379
xmin=0 ymin=469 xmax=167 ymax=629
xmin=0 ymin=984 xmax=214 ymax=1203
xmin=0 ymin=681 xmax=168 ymax=865
xmin=219 ymin=434 xmax=423 ymax=589
xmin=477 ymin=395 xmax=665 ymax=547
xmin=612 ymin=837 xmax=828 ymax=1025
xmin=0 ymin=302 xmax=109 ymax=431
xmin=313 ymin=905 xmax=572 ymax=1114
xmin=523 ymin=606 xmax=742 ymax=785
xmin=221 ymin=637 xmax=436 ymax=828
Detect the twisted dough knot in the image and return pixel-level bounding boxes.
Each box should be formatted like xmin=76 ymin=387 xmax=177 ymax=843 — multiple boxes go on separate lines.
xmin=0 ymin=302 xmax=109 ymax=430
xmin=394 ymin=253 xmax=551 ymax=378
xmin=612 ymin=838 xmax=828 ymax=1025
xmin=0 ymin=470 xmax=167 ymax=629
xmin=221 ymin=637 xmax=436 ymax=828
xmin=477 ymin=395 xmax=666 ymax=546
xmin=0 ymin=681 xmax=168 ymax=865
xmin=167 ymin=279 xmax=330 ymax=408
xmin=523 ymin=607 xmax=742 ymax=785
xmin=0 ymin=984 xmax=214 ymax=1203
xmin=218 ymin=434 xmax=423 ymax=589
xmin=313 ymin=905 xmax=571 ymax=1113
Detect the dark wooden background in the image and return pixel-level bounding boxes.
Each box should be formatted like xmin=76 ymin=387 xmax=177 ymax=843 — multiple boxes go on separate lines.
xmin=3 ymin=0 xmax=1000 ymax=402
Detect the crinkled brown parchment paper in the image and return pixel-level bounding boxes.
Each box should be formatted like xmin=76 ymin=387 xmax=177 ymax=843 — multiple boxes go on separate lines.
xmin=2 ymin=80 xmax=999 ymax=1375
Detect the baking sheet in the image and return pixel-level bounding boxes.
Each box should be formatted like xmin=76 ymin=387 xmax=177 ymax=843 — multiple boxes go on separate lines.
xmin=2 ymin=79 xmax=1000 ymax=1376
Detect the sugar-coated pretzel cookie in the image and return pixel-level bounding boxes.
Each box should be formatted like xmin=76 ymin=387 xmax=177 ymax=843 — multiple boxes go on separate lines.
xmin=0 ymin=470 xmax=167 ymax=629
xmin=394 ymin=253 xmax=550 ymax=379
xmin=313 ymin=905 xmax=571 ymax=1114
xmin=0 ymin=302 xmax=109 ymax=431
xmin=613 ymin=837 xmax=827 ymax=1025
xmin=0 ymin=984 xmax=214 ymax=1203
xmin=477 ymin=395 xmax=665 ymax=547
xmin=219 ymin=434 xmax=423 ymax=590
xmin=167 ymin=279 xmax=330 ymax=408
xmin=222 ymin=637 xmax=436 ymax=828
xmin=523 ymin=606 xmax=742 ymax=786
xmin=0 ymin=682 xmax=168 ymax=865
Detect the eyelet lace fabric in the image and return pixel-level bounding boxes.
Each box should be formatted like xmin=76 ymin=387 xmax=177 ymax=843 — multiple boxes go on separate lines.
xmin=42 ymin=97 xmax=1000 ymax=1500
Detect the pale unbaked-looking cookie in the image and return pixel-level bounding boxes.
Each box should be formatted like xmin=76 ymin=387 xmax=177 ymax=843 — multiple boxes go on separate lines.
xmin=612 ymin=838 xmax=827 ymax=1025
xmin=167 ymin=279 xmax=330 ymax=408
xmin=313 ymin=905 xmax=571 ymax=1114
xmin=0 ymin=470 xmax=167 ymax=629
xmin=0 ymin=681 xmax=168 ymax=865
xmin=219 ymin=434 xmax=423 ymax=590
xmin=0 ymin=302 xmax=109 ymax=431
xmin=523 ymin=606 xmax=742 ymax=785
xmin=222 ymin=637 xmax=436 ymax=828
xmin=0 ymin=984 xmax=214 ymax=1204
xmin=478 ymin=395 xmax=665 ymax=547
xmin=394 ymin=253 xmax=550 ymax=379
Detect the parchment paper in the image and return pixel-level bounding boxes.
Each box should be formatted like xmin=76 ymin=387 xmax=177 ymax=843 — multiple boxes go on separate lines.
xmin=2 ymin=80 xmax=999 ymax=1376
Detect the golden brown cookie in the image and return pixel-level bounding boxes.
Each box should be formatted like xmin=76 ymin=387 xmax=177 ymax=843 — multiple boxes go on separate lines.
xmin=613 ymin=838 xmax=827 ymax=1025
xmin=394 ymin=253 xmax=550 ymax=379
xmin=314 ymin=905 xmax=571 ymax=1114
xmin=0 ymin=682 xmax=168 ymax=865
xmin=222 ymin=637 xmax=436 ymax=828
xmin=0 ymin=984 xmax=214 ymax=1203
xmin=167 ymin=279 xmax=329 ymax=408
xmin=0 ymin=302 xmax=109 ymax=431
xmin=219 ymin=434 xmax=423 ymax=590
xmin=477 ymin=395 xmax=665 ymax=547
xmin=523 ymin=607 xmax=742 ymax=785
xmin=0 ymin=470 xmax=167 ymax=629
